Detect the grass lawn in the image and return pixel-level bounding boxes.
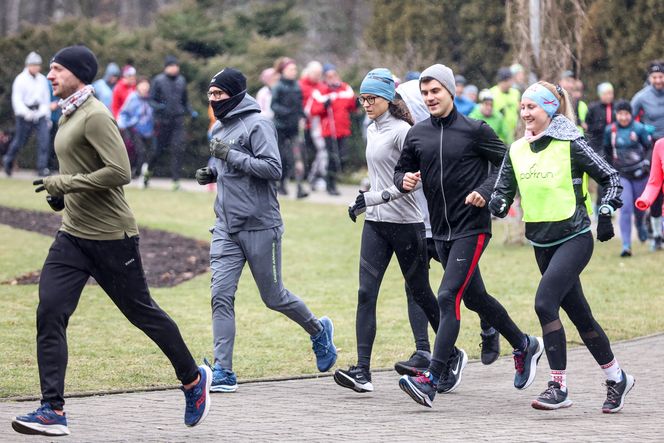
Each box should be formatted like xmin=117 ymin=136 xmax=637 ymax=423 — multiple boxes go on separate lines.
xmin=1 ymin=177 xmax=662 ymax=399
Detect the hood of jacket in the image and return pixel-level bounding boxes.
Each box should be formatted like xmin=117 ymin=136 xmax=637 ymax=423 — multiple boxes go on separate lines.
xmin=221 ymin=94 xmax=262 ymax=121
xmin=542 ymin=114 xmax=582 ymax=141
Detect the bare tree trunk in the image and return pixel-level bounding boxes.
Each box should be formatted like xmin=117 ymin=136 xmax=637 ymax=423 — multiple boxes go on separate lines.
xmin=5 ymin=0 xmax=21 ymax=35
xmin=507 ymin=0 xmax=588 ymax=81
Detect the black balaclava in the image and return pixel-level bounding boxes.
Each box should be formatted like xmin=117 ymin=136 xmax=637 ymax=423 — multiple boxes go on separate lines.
xmin=209 ymin=68 xmax=247 ymax=120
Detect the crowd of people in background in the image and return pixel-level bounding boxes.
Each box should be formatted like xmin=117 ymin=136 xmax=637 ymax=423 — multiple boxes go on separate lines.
xmin=2 ymin=49 xmax=664 ymax=255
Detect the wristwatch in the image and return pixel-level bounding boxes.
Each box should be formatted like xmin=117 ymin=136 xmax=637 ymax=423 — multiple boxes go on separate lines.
xmin=598 ymin=205 xmax=613 ymax=216
xmin=381 ymin=190 xmax=391 ymax=203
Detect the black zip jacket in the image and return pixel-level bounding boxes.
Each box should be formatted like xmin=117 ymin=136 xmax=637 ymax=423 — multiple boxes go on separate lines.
xmin=270 ymin=78 xmax=304 ymax=132
xmin=492 ymin=116 xmax=623 ymax=245
xmin=394 ymin=106 xmax=506 ymax=241
xmin=585 ymin=101 xmax=615 ymax=157
xmin=150 ymin=73 xmax=192 ymax=120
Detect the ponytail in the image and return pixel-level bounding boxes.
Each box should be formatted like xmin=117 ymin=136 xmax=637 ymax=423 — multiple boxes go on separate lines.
xmin=388 ymin=94 xmax=414 ymax=126
xmin=537 ymin=81 xmax=576 ymax=123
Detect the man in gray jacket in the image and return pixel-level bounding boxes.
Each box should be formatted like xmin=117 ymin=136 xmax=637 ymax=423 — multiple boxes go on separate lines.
xmin=195 ymin=68 xmax=337 ymax=393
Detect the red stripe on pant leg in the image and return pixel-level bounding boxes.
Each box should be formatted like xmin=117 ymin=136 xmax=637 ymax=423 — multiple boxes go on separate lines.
xmin=454 ymin=233 xmax=486 ymax=320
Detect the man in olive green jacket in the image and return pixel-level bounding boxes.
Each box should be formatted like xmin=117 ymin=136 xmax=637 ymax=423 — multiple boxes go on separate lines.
xmin=11 ymin=46 xmax=211 ymax=438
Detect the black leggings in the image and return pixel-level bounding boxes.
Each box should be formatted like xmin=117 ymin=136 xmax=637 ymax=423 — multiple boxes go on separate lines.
xmin=37 ymin=232 xmax=199 ymax=410
xmin=430 ymin=234 xmax=525 ymax=377
xmin=405 ymin=238 xmax=491 ymax=352
xmin=356 ymin=221 xmax=439 ymax=369
xmin=533 ymin=231 xmax=614 ymax=370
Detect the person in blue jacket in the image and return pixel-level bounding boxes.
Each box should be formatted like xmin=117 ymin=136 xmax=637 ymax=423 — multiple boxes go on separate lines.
xmin=118 ymin=77 xmax=154 ymax=179
xmin=603 ymin=100 xmax=653 ymax=256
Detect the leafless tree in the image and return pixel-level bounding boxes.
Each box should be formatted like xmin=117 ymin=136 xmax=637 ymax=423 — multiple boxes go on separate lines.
xmin=507 ymin=0 xmax=588 ymax=82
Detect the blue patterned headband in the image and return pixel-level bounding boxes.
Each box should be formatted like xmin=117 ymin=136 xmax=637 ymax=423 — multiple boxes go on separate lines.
xmin=522 ymin=83 xmax=560 ymax=117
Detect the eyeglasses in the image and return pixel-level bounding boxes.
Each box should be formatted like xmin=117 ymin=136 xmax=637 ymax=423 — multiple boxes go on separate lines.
xmin=207 ymin=90 xmax=225 ymax=99
xmin=358 ymin=96 xmax=377 ymax=105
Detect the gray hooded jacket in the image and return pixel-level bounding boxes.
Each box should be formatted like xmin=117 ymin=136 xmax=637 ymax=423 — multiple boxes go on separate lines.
xmin=209 ymin=94 xmax=283 ymax=233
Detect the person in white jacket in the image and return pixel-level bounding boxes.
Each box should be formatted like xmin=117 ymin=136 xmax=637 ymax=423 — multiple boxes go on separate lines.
xmin=333 ymin=69 xmax=439 ymax=393
xmin=3 ymin=51 xmax=52 ymax=177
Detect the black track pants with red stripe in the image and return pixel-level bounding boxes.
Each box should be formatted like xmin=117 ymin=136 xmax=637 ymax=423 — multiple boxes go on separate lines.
xmin=429 ymin=233 xmax=526 ymax=377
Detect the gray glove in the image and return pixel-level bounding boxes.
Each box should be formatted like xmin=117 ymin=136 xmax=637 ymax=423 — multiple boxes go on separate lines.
xmin=195 ymin=167 xmax=217 ymax=185
xmin=209 ymin=137 xmax=231 ymax=160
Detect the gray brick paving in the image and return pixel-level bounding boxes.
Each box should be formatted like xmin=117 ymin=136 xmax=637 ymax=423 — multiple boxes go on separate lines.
xmin=2 ymin=334 xmax=663 ymax=442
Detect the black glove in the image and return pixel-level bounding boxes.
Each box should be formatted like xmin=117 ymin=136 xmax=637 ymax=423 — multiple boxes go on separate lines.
xmin=195 ymin=167 xmax=217 ymax=185
xmin=209 ymin=138 xmax=231 ymax=160
xmin=46 ymin=195 xmax=65 ymax=212
xmin=324 ymin=99 xmax=331 ymax=109
xmin=348 ymin=206 xmax=357 ymax=222
xmin=33 ymin=179 xmax=46 ymax=193
xmin=348 ymin=191 xmax=366 ymax=223
xmin=353 ymin=191 xmax=366 ymax=211
xmin=596 ymin=214 xmax=614 ymax=242
xmin=488 ymin=196 xmax=509 ymax=218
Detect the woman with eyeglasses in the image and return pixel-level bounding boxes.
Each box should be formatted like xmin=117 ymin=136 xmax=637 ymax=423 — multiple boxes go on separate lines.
xmin=489 ymin=81 xmax=634 ymax=413
xmin=333 ymin=69 xmax=439 ymax=393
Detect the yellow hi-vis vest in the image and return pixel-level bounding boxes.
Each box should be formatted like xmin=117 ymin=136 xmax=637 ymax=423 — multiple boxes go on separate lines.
xmin=510 ymin=137 xmax=591 ymax=222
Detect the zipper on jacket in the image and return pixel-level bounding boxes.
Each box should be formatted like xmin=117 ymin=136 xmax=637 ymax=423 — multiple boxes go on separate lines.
xmin=439 ymin=125 xmax=452 ymax=240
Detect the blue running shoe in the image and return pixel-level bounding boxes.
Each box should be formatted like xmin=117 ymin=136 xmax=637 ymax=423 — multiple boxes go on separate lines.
xmin=12 ymin=403 xmax=70 ymax=436
xmin=399 ymin=371 xmax=436 ymax=408
xmin=637 ymin=224 xmax=648 ymax=243
xmin=204 ymin=358 xmax=238 ymax=393
xmin=182 ymin=365 xmax=212 ymax=427
xmin=311 ymin=316 xmax=337 ymax=372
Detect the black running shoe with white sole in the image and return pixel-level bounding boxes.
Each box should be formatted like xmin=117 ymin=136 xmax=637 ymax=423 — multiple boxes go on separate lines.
xmin=602 ymin=370 xmax=635 ymax=413
xmin=394 ymin=350 xmax=431 ymax=376
xmin=480 ymin=331 xmax=500 ymax=365
xmin=334 ymin=366 xmax=373 ymax=393
xmin=437 ymin=348 xmax=468 ymax=393
xmin=531 ymin=381 xmax=573 ymax=410
xmin=513 ymin=335 xmax=543 ymax=390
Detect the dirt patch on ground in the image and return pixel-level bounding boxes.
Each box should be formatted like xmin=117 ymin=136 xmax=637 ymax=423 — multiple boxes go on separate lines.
xmin=0 ymin=205 xmax=210 ymax=288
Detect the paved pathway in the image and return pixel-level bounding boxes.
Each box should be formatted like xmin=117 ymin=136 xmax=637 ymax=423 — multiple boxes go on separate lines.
xmin=2 ymin=334 xmax=662 ymax=442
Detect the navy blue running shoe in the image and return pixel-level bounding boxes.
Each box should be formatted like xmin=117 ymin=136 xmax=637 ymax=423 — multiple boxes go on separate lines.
xmin=12 ymin=404 xmax=70 ymax=436
xmin=399 ymin=371 xmax=436 ymax=408
xmin=182 ymin=365 xmax=212 ymax=427
xmin=311 ymin=316 xmax=337 ymax=372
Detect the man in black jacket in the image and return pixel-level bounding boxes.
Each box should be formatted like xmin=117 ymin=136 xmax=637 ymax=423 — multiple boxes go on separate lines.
xmin=147 ymin=55 xmax=197 ymax=190
xmin=394 ymin=64 xmax=543 ymax=408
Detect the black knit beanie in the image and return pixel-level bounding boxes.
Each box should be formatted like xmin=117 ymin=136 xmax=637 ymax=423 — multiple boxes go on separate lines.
xmin=209 ymin=68 xmax=246 ymax=96
xmin=51 ymin=45 xmax=98 ymax=85
xmin=614 ymin=99 xmax=632 ymax=114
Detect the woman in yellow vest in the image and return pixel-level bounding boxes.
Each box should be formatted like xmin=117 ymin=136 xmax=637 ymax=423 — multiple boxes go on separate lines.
xmin=489 ymin=81 xmax=634 ymax=413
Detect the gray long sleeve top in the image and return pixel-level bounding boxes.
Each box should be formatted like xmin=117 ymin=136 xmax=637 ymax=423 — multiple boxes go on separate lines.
xmin=363 ymin=110 xmax=422 ymax=224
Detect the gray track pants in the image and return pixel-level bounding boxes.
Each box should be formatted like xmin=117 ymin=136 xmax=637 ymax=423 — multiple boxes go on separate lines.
xmin=210 ymin=225 xmax=320 ymax=369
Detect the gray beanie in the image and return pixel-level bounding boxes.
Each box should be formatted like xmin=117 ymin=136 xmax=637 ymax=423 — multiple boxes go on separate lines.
xmin=25 ymin=51 xmax=42 ymax=66
xmin=420 ymin=64 xmax=456 ymax=97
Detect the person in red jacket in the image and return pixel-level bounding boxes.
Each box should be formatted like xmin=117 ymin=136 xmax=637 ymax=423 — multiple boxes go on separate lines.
xmin=311 ymin=64 xmax=357 ymax=195
xmin=111 ymin=65 xmax=137 ymax=118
